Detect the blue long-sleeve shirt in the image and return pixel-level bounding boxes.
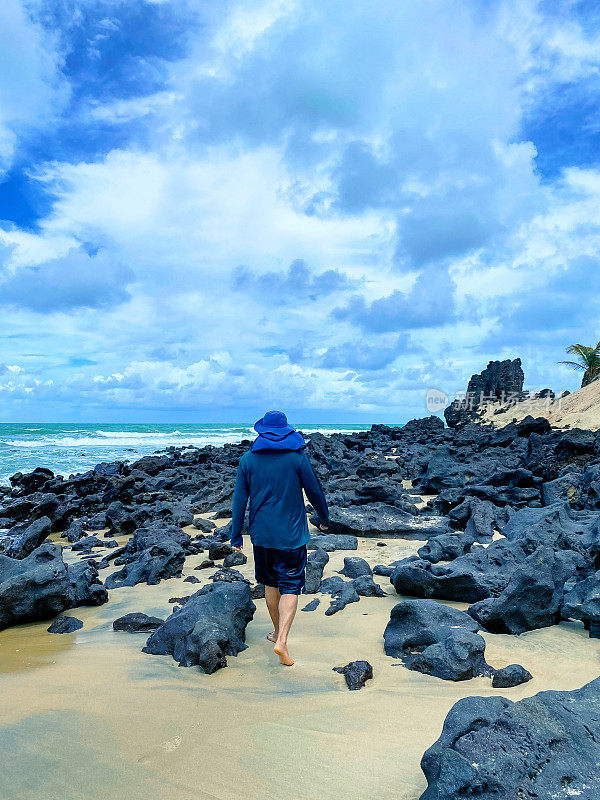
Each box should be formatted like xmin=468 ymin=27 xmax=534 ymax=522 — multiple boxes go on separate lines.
xmin=230 ymin=449 xmax=329 ymax=550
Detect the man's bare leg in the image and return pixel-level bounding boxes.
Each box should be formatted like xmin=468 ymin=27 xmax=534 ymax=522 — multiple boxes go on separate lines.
xmin=264 ymin=585 xmax=280 ymax=642
xmin=273 ymin=593 xmax=298 ymax=666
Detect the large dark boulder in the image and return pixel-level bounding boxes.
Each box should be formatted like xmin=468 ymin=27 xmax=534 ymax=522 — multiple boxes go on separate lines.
xmin=105 ymin=542 xmax=185 ymax=588
xmin=0 ymin=498 xmax=36 ymax=523
xmin=5 ymin=516 xmax=51 ymax=559
xmin=105 ymin=501 xmax=136 ymax=534
xmin=562 ymin=571 xmax=600 ymax=636
xmin=502 ymin=503 xmax=600 ymax=570
xmin=419 ymin=448 xmax=469 ymax=491
xmin=468 ymin=546 xmax=567 ymax=634
xmin=9 ymin=466 xmax=54 ymax=494
xmin=541 ymin=472 xmax=581 ymax=506
xmin=515 ymin=415 xmax=551 ymax=437
xmin=390 ymin=538 xmax=527 ymax=603
xmin=0 ymin=544 xmax=70 ymax=629
xmin=554 ymin=428 xmax=596 ymax=457
xmin=353 ymin=574 xmax=386 ymax=597
xmin=492 ymin=663 xmax=532 ymax=688
xmin=417 ymin=532 xmax=474 ymax=564
xmin=325 ymin=503 xmax=448 ymax=538
xmin=338 ymin=556 xmax=372 ymax=578
xmin=0 ymin=543 xmax=106 ymax=629
xmin=420 ymin=677 xmax=600 ymax=799
xmin=143 ymin=581 xmax=255 ymax=673
xmin=384 ymin=599 xmax=492 ymax=681
xmin=67 ymin=560 xmax=109 ymax=607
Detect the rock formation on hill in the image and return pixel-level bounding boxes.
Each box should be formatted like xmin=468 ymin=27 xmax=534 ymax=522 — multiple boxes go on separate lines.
xmin=444 ymin=358 xmax=525 ymax=427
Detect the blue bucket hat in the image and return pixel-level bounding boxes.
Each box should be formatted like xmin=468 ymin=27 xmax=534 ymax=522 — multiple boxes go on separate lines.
xmin=252 ymin=410 xmax=306 ymax=451
xmin=254 ymin=410 xmax=294 ymax=436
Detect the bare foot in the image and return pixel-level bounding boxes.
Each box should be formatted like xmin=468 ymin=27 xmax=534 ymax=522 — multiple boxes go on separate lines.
xmin=266 ymin=630 xmax=277 ymax=643
xmin=273 ymin=641 xmax=295 ymax=666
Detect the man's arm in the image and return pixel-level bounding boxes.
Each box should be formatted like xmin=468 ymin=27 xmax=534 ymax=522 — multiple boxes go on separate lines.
xmin=230 ymin=459 xmax=249 ymax=548
xmin=297 ymin=452 xmax=329 ymax=525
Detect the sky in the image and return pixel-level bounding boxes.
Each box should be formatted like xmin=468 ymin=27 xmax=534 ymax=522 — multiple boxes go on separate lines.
xmin=1 ymin=0 xmax=600 ymax=423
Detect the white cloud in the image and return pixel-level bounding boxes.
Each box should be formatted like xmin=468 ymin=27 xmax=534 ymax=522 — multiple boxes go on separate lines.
xmin=1 ymin=0 xmax=600 ymax=419
xmin=0 ymin=0 xmax=68 ymax=174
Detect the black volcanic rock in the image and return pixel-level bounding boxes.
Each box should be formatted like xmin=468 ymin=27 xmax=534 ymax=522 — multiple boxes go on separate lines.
xmin=417 ymin=532 xmax=475 ymax=563
xmin=47 ymin=615 xmax=83 ymax=634
xmin=384 ymin=599 xmax=492 ymax=682
xmin=420 ymin=678 xmax=600 ymax=799
xmin=143 ymin=581 xmax=255 ymax=673
xmin=324 ymin=503 xmax=448 ymax=538
xmin=113 ymin=612 xmax=165 ymax=632
xmin=338 ymin=556 xmax=372 ymax=579
xmin=444 ymin=358 xmax=524 ymax=428
xmin=333 ymin=660 xmax=373 ymax=690
xmin=105 ymin=522 xmax=188 ymax=589
xmin=0 ymin=543 xmax=106 ymax=630
xmin=308 ymin=533 xmax=357 ymax=552
xmin=468 ymin=545 xmax=567 ymax=634
xmin=562 ymin=570 xmax=600 ymax=636
xmin=223 ymin=550 xmax=247 ymax=567
xmin=5 ymin=516 xmax=51 ymax=559
xmin=492 ymin=664 xmax=532 ymax=688
xmin=321 ymin=576 xmax=360 ymax=615
xmin=305 ymin=547 xmax=329 ymax=593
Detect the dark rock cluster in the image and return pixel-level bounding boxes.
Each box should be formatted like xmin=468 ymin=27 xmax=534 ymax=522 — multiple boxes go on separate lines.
xmin=3 ymin=403 xmax=600 ymax=796
xmin=421 ymin=677 xmax=600 ymax=799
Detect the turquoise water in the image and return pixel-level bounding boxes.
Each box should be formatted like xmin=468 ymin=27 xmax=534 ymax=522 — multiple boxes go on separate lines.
xmin=0 ymin=423 xmax=370 ymax=485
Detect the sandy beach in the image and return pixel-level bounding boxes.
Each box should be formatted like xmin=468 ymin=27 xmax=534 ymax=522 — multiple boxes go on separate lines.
xmin=2 ymin=516 xmax=600 ymax=800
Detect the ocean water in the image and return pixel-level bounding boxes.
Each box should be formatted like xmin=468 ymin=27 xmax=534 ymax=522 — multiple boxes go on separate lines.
xmin=0 ymin=423 xmax=371 ymax=485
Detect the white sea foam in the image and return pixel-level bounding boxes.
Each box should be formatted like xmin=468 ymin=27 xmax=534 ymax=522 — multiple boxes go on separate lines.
xmin=0 ymin=423 xmax=372 ymax=484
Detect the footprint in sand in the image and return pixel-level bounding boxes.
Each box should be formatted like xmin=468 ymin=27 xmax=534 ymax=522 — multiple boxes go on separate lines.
xmin=137 ymin=735 xmax=182 ymax=763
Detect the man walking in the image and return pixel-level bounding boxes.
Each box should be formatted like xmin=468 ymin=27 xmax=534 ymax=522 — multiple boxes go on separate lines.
xmin=230 ymin=411 xmax=329 ymax=666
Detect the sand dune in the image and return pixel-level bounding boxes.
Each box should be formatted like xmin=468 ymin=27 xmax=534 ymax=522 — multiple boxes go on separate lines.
xmin=479 ymin=378 xmax=600 ymax=430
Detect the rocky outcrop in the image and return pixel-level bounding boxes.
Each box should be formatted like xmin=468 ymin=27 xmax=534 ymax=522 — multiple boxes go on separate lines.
xmin=0 ymin=543 xmax=107 ymax=630
xmin=384 ymin=599 xmax=493 ymax=681
xmin=444 ymin=358 xmax=524 ymax=428
xmin=468 ymin=545 xmax=567 ymax=634
xmin=5 ymin=516 xmax=52 ymax=559
xmin=143 ymin=581 xmax=255 ymax=673
xmin=420 ymin=678 xmax=600 ymax=799
xmin=324 ymin=503 xmax=448 ymax=538
xmin=562 ymin=570 xmax=600 ymax=637
xmin=105 ymin=522 xmax=188 ymax=589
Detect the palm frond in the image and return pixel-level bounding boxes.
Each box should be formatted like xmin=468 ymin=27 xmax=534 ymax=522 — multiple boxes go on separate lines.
xmin=559 ymin=360 xmax=586 ymax=370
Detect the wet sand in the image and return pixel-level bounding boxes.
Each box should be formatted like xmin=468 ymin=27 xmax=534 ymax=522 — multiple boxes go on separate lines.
xmin=2 ymin=523 xmax=600 ymax=800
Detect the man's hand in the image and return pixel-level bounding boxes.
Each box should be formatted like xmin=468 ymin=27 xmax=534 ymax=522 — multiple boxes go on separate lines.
xmin=232 ymin=545 xmax=243 ymax=552
xmin=318 ymin=523 xmax=329 ymax=532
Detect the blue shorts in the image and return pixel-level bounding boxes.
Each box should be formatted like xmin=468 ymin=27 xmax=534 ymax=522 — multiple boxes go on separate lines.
xmin=253 ymin=545 xmax=307 ymax=595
